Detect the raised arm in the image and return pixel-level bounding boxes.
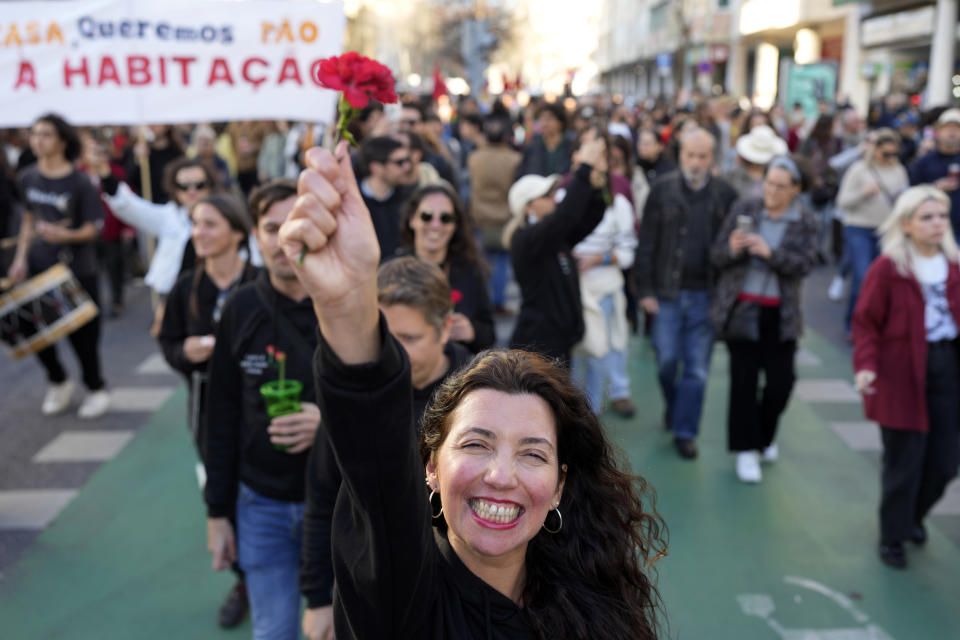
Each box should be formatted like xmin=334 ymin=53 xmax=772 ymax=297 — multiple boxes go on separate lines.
xmin=280 ymin=144 xmax=436 ymax=637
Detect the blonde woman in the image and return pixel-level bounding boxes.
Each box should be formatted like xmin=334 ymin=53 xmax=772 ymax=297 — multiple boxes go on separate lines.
xmin=852 ymin=185 xmax=960 ymax=569
xmin=837 ymin=128 xmax=909 ymax=334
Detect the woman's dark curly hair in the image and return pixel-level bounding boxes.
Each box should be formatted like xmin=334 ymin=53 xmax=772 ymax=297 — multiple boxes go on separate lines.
xmin=399 ymin=182 xmax=484 ymax=271
xmin=420 ymin=349 xmax=667 ymax=640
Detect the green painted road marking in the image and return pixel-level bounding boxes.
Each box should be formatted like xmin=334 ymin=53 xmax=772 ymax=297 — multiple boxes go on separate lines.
xmin=0 ymin=387 xmax=242 ymax=639
xmin=1 ymin=328 xmax=957 ymax=638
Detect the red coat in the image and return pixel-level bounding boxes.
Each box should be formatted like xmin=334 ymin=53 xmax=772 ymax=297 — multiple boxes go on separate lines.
xmin=852 ymin=254 xmax=960 ymax=432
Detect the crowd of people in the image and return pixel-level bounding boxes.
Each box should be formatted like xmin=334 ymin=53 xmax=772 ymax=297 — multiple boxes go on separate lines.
xmin=2 ymin=85 xmax=959 ymax=638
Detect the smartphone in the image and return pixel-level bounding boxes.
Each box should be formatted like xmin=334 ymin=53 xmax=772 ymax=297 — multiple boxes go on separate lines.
xmin=736 ymin=215 xmax=753 ymax=234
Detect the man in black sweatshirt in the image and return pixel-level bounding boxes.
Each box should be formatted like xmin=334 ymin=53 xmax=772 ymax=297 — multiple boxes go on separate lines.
xmin=359 ymin=136 xmax=415 ymax=260
xmin=204 ymin=179 xmax=321 ymax=640
xmin=300 ymin=256 xmax=472 ymax=639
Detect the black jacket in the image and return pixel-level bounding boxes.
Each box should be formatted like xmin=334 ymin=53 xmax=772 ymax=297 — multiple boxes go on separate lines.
xmin=634 ymin=171 xmax=737 ymax=300
xmin=300 ymin=340 xmax=473 ymax=608
xmin=203 ymin=272 xmax=318 ymax=517
xmin=365 ymin=185 xmax=413 ymax=261
xmin=313 ymin=318 xmax=536 ymax=638
xmin=157 ymin=265 xmax=259 ymax=380
xmin=516 ymin=133 xmax=573 ymax=179
xmin=509 ymin=164 xmax=606 ymax=361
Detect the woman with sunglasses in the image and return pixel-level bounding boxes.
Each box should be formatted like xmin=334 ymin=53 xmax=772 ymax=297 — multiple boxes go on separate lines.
xmin=397 ymin=183 xmax=495 ymax=353
xmin=97 ymin=156 xmax=222 ymax=334
xmin=836 ymin=128 xmax=908 ymax=337
xmin=156 ymin=193 xmax=258 ymax=628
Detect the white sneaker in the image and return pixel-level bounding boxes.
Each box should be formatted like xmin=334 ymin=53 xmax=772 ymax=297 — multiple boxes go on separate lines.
xmin=827 ymin=275 xmax=845 ymax=301
xmin=77 ymin=390 xmax=110 ymax=419
xmin=761 ymin=443 xmax=779 ymax=463
xmin=736 ymin=451 xmax=762 ymax=483
xmin=41 ymin=380 xmax=75 ymax=415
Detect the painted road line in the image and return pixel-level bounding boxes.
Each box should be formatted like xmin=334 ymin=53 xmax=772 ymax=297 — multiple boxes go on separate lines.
xmin=135 ymin=353 xmax=174 ymax=376
xmin=932 ymin=478 xmax=960 ymax=516
xmin=795 ymin=348 xmax=823 ymax=367
xmin=794 ymin=379 xmax=861 ymax=403
xmin=33 ymin=431 xmax=135 ymax=463
xmin=827 ymin=421 xmax=883 ymax=452
xmin=108 ymin=387 xmax=176 ymax=412
xmin=738 ymin=576 xmax=895 ymax=640
xmin=0 ymin=490 xmax=77 ymax=530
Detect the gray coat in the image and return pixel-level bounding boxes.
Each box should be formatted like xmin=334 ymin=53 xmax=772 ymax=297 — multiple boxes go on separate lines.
xmin=709 ymin=198 xmax=818 ymax=341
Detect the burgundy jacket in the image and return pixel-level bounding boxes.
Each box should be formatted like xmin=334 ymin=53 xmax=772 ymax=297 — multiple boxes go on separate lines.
xmin=852 ymin=254 xmax=960 ymax=432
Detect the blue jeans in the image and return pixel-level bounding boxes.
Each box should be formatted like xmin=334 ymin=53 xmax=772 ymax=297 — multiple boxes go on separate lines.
xmin=650 ymin=289 xmax=714 ymax=440
xmin=573 ymin=294 xmax=631 ymax=413
xmin=236 ymin=483 xmax=304 ymax=640
xmin=486 ymin=248 xmax=512 ymax=307
xmin=844 ymin=225 xmax=881 ymax=331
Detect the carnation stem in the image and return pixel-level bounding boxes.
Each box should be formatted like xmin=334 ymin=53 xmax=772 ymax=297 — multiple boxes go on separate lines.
xmin=297 ymin=95 xmax=359 ymax=266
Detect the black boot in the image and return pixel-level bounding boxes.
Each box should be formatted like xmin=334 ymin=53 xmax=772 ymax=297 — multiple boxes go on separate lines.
xmin=218 ymin=581 xmax=249 ymax=628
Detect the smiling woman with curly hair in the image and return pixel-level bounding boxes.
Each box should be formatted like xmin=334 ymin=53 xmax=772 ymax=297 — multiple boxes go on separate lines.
xmin=285 ymin=143 xmax=667 ymax=640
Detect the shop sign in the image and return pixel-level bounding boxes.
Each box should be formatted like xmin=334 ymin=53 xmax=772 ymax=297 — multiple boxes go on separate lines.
xmin=783 ymin=62 xmax=837 ymax=120
xmin=861 ymin=6 xmax=935 ymax=48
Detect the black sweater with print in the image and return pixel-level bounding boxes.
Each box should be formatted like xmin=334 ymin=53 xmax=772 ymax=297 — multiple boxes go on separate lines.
xmin=203 ymin=271 xmax=318 ymax=517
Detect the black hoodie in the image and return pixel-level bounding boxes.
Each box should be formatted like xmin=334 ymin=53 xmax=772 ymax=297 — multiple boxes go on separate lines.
xmin=311 ymin=320 xmax=535 ymax=638
xmin=204 ymin=271 xmax=318 ymax=517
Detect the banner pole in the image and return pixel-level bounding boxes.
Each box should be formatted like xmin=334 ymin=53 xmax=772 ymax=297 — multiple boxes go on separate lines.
xmin=137 ymin=126 xmax=159 ymax=314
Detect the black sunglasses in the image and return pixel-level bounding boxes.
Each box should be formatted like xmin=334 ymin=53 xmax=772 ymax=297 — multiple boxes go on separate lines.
xmin=419 ymin=210 xmax=455 ymax=225
xmin=388 ymin=156 xmax=413 ymax=167
xmin=177 ymin=180 xmax=208 ymax=191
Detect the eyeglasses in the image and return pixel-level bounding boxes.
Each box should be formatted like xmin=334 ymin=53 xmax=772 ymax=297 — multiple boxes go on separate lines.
xmin=388 ymin=156 xmax=413 ymax=167
xmin=419 ymin=210 xmax=455 ymax=225
xmin=177 ymin=180 xmax=208 ymax=191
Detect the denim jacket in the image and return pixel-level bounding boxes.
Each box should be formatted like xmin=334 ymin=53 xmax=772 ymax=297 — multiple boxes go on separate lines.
xmin=634 ymin=171 xmax=737 ymax=300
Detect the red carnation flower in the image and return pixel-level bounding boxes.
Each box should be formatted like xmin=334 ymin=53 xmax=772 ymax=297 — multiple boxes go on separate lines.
xmin=316 ymin=52 xmax=398 ymax=109
xmin=450 ymin=289 xmax=464 ymax=306
xmin=276 ymin=352 xmax=287 ymax=362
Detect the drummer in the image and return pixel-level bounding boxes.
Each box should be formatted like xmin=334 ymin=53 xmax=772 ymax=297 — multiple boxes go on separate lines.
xmin=6 ymin=113 xmax=110 ymax=419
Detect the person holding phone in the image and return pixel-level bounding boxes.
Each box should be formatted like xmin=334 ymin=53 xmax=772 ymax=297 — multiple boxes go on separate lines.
xmin=852 ymin=185 xmax=960 ymax=569
xmin=710 ymin=156 xmax=818 ymax=483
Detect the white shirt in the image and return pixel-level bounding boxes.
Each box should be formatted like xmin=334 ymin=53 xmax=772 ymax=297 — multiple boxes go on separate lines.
xmin=914 ymin=253 xmax=958 ymax=342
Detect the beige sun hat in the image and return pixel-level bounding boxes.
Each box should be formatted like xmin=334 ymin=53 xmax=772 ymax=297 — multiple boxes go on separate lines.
xmin=735 ymin=125 xmax=788 ymax=165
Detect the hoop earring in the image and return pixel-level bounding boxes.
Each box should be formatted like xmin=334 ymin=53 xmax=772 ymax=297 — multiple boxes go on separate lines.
xmin=542 ymin=507 xmax=563 ymax=534
xmin=428 ymin=490 xmax=444 ymax=519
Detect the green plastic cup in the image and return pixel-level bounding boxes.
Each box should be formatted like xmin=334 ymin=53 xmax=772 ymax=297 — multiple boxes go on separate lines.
xmin=259 ymin=379 xmax=303 ymax=450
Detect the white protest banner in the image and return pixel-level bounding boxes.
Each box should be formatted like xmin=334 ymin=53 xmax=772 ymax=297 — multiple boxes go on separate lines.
xmin=0 ymin=0 xmax=345 ymax=127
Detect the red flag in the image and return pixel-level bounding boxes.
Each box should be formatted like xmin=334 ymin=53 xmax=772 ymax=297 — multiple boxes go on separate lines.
xmin=432 ymin=62 xmax=448 ymax=102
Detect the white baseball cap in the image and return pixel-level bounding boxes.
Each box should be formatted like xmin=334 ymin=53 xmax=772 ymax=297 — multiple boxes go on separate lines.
xmin=508 ymin=174 xmax=560 ymax=218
